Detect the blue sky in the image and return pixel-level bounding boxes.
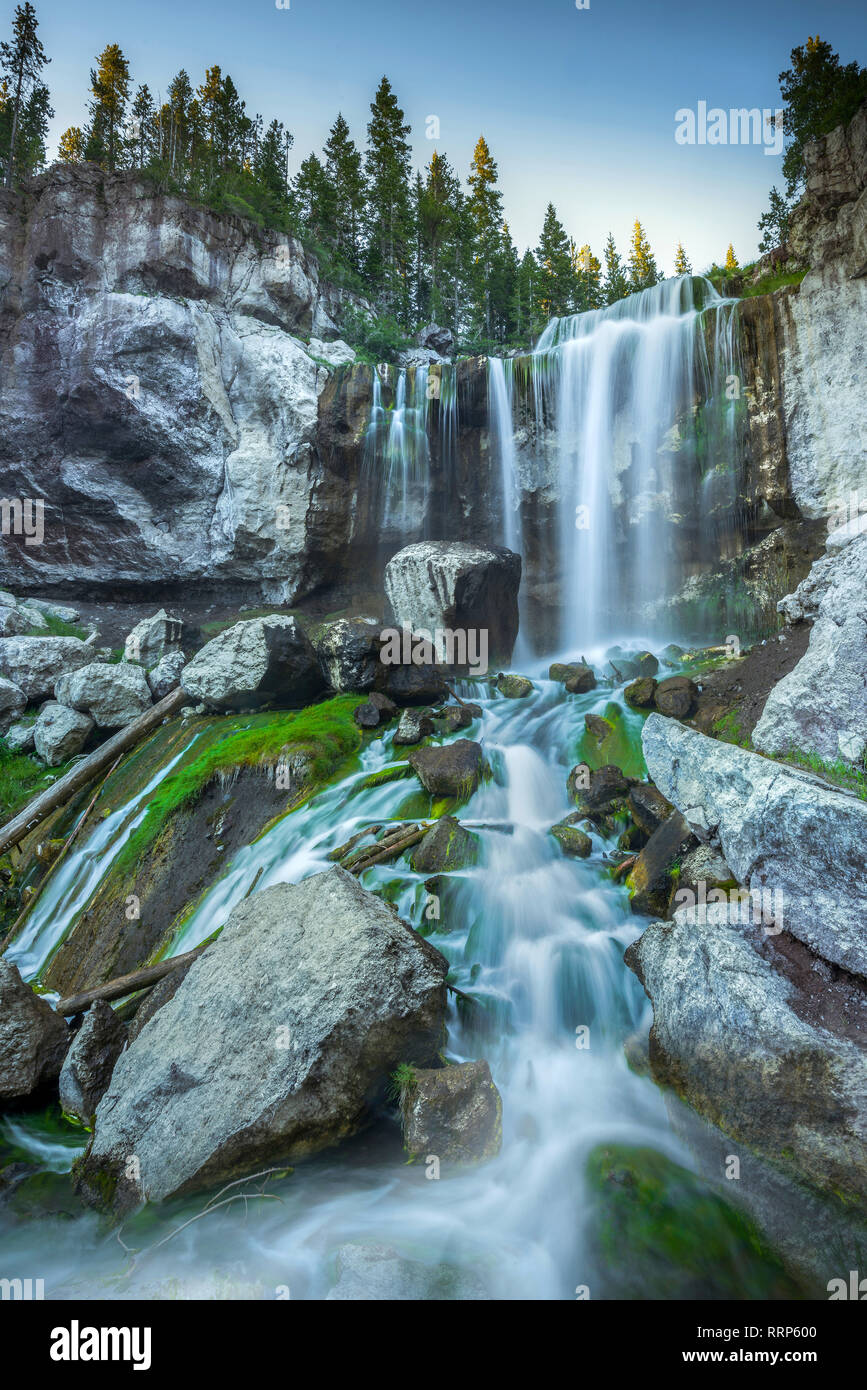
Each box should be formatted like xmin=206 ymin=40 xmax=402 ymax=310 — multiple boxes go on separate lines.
xmin=22 ymin=0 xmax=867 ymax=272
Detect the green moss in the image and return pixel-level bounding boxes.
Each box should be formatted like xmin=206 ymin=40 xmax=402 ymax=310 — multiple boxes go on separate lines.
xmin=360 ymin=763 xmax=414 ymax=790
xmin=712 ymin=711 xmax=751 ymax=749
xmin=112 ymin=697 xmax=361 ymax=875
xmin=780 ymin=746 xmax=867 ymax=801
xmin=585 ymin=1143 xmax=804 ymax=1299
xmin=21 ymin=613 xmax=91 ymax=640
xmin=0 ymin=742 xmax=77 ymax=820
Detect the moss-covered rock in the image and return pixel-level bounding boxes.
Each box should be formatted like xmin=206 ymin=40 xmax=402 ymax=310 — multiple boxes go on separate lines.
xmin=624 ymin=676 xmax=657 ymax=709
xmin=550 ymin=820 xmax=592 ymax=858
xmin=496 ymin=673 xmax=533 ymax=699
xmin=400 ymin=1059 xmax=502 ymax=1165
xmin=626 ymin=810 xmax=697 ymax=916
xmin=409 ymin=740 xmax=484 ymax=802
xmin=409 ymin=816 xmax=480 ymax=873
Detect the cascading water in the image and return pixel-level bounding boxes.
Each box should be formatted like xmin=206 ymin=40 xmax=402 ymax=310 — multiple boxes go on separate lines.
xmin=488 ymin=357 xmax=521 ymax=555
xmin=362 ymin=364 xmax=432 ymax=539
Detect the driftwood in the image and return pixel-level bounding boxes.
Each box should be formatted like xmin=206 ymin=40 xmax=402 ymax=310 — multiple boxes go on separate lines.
xmin=0 ymin=686 xmax=190 ymax=858
xmin=611 ymin=854 xmax=637 ymax=882
xmin=328 ymin=825 xmax=382 ymax=862
xmin=54 ymin=943 xmax=209 ymax=1016
xmin=348 ymin=826 xmax=428 ymax=875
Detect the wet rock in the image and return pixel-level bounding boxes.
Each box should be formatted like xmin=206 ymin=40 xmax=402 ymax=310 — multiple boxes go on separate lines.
xmin=654 ymin=675 xmax=699 ymax=718
xmin=624 ymin=676 xmax=657 ymax=709
xmin=626 ymin=810 xmax=697 ymax=917
xmin=401 ymin=1060 xmax=502 ymax=1164
xmin=33 ymin=702 xmax=94 ymax=765
xmin=549 ymin=661 xmax=596 ymax=691
xmin=633 ymin=651 xmax=659 ymax=677
xmin=353 ymin=700 xmax=380 ymax=729
xmin=146 ymin=649 xmax=185 ymax=700
xmin=0 ymin=636 xmax=96 ymax=702
xmin=4 ymin=720 xmax=35 ymax=753
xmin=314 ymin=616 xmax=382 ymax=693
xmin=126 ymin=956 xmax=199 ymax=1044
xmin=181 ymin=615 xmax=323 ymax=711
xmin=0 ymin=605 xmax=28 ymax=637
xmin=0 ymin=674 xmax=26 ymax=732
xmin=368 ymin=690 xmax=398 ymax=721
xmin=76 ymin=869 xmax=448 ymax=1212
xmin=550 ymin=821 xmax=592 ymax=858
xmin=58 ymin=1000 xmax=127 ymax=1124
xmin=642 ymin=713 xmax=867 ymax=976
xmin=393 ymin=707 xmax=434 ymax=746
xmin=675 ymin=843 xmax=736 ymax=901
xmin=496 ymin=673 xmax=533 ymax=699
xmin=381 ymin=661 xmax=447 ymax=707
xmin=409 ymin=740 xmax=484 ymax=801
xmin=326 ymin=1243 xmax=488 ymax=1300
xmin=434 ymin=703 xmax=479 ymax=733
xmin=625 ymin=902 xmax=867 ymax=1204
xmin=567 ymin=763 xmax=630 ymax=814
xmin=627 ymin=782 xmax=674 ymax=837
xmin=409 ymin=816 xmax=480 ymax=873
xmin=384 ymin=541 xmax=521 ymax=669
xmin=123 ymin=609 xmax=183 ymax=668
xmin=54 ymin=662 xmax=152 ymax=729
xmin=584 ymin=712 xmax=615 ymax=745
xmin=660 ymin=643 xmax=685 ymax=667
xmin=0 ymin=959 xmax=69 ymax=1104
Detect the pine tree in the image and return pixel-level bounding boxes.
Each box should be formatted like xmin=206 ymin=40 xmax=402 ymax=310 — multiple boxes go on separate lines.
xmin=627 ymin=220 xmax=659 ymax=292
xmin=601 ymin=232 xmax=629 ymax=304
xmin=58 ymin=124 xmax=85 ymax=162
xmin=511 ymin=248 xmax=539 ymax=343
xmin=573 ymin=241 xmax=602 ymax=311
xmin=364 ymin=76 xmax=413 ymax=318
xmin=757 ymin=187 xmax=792 ymax=253
xmin=323 ymin=113 xmax=365 ymax=269
xmin=128 ymin=84 xmax=154 ymax=168
xmin=673 ymin=241 xmax=692 ymax=275
xmin=416 ymin=149 xmax=461 ymax=326
xmin=777 ymin=37 xmax=867 ymax=196
xmin=724 ymin=242 xmax=739 ymax=272
xmin=535 ymin=203 xmax=574 ymax=319
xmin=85 ymin=43 xmax=131 ymax=172
xmin=166 ymin=70 xmax=194 ymax=175
xmin=255 ymin=118 xmax=293 ymax=217
xmin=467 ymin=134 xmax=504 ymax=339
xmin=0 ymin=2 xmax=50 ymax=188
xmin=295 ymin=152 xmax=334 ymax=244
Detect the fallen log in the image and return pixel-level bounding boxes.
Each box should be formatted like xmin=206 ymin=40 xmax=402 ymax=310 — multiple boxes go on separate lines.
xmin=0 ymin=685 xmax=190 ymax=858
xmin=611 ymin=854 xmax=637 ymax=882
xmin=54 ymin=942 xmax=209 ymax=1016
xmin=328 ymin=825 xmax=382 ymax=862
xmin=341 ymin=823 xmax=418 ymax=870
xmin=349 ymin=826 xmax=428 ymax=875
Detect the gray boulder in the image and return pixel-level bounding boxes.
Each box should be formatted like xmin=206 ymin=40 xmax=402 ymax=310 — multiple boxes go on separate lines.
xmin=401 ymin=1060 xmax=502 ymax=1164
xmin=59 ymin=1000 xmax=127 ymax=1124
xmin=146 ymin=648 xmax=186 ymax=700
xmin=642 ymin=713 xmax=867 ymax=976
xmin=409 ymin=815 xmax=480 ymax=873
xmin=753 ymin=531 xmax=867 ymax=765
xmin=21 ymin=598 xmax=81 ymax=624
xmin=0 ymin=604 xmax=28 ymax=637
xmin=0 ymin=674 xmax=26 ymax=732
xmin=314 ymin=617 xmax=381 ymax=692
xmin=33 ymin=701 xmax=94 ymax=764
xmin=123 ymin=609 xmax=183 ymax=668
xmin=393 ymin=707 xmax=434 ymax=746
xmin=0 ymin=635 xmax=95 ymax=701
xmin=409 ymin=740 xmax=484 ymax=801
xmin=75 ymin=869 xmax=448 ymax=1212
xmin=416 ymin=324 xmax=455 ymax=356
xmin=4 ymin=720 xmax=35 ymax=753
xmin=54 ymin=661 xmax=152 ymax=729
xmin=625 ymin=903 xmax=867 ymax=1204
xmin=384 ymin=541 xmax=521 ymax=670
xmin=181 ymin=615 xmax=323 ymax=711
xmin=0 ymin=959 xmax=69 ymax=1103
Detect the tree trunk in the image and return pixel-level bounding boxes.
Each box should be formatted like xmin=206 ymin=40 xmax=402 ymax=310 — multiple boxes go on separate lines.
xmin=54 ymin=943 xmax=209 ymax=1016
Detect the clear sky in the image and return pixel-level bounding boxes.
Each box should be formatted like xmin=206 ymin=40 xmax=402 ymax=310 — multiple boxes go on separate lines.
xmin=20 ymin=0 xmax=867 ymax=273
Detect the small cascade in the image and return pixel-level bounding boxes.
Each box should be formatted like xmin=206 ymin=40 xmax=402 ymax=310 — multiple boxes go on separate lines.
xmin=361 ymin=364 xmax=432 ymax=540
xmin=488 ymin=357 xmax=521 ymax=554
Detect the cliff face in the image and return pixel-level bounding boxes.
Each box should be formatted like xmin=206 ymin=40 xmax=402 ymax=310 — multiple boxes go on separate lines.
xmin=0 ymin=163 xmax=365 ymax=603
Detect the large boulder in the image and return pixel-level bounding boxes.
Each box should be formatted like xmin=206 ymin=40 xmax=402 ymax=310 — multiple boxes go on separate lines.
xmin=0 ymin=959 xmax=69 ymax=1104
xmin=654 ymin=675 xmax=699 ymax=719
xmin=0 ymin=674 xmax=26 ymax=732
xmin=381 ymin=659 xmax=447 ymax=707
xmin=416 ymin=324 xmax=455 ymax=357
xmin=384 ymin=541 xmax=521 ymax=670
xmin=122 ymin=609 xmax=183 ymax=668
xmin=33 ymin=701 xmax=94 ymax=764
xmin=409 ymin=740 xmax=484 ymax=801
xmin=549 ymin=661 xmax=596 ymax=691
xmin=54 ymin=662 xmax=152 ymax=729
xmin=626 ymin=811 xmax=698 ymax=917
xmin=146 ymin=648 xmax=185 ymax=700
xmin=0 ymin=604 xmax=28 ymax=637
xmin=58 ymin=1000 xmax=127 ymax=1124
xmin=393 ymin=707 xmax=434 ymax=746
xmin=314 ymin=617 xmax=381 ymax=693
xmin=75 ymin=869 xmax=448 ymax=1212
xmin=4 ymin=719 xmax=35 ymax=753
xmin=642 ymin=713 xmax=867 ymax=976
xmin=400 ymin=1060 xmax=502 ymax=1164
xmin=181 ymin=615 xmax=323 ymax=711
xmin=625 ymin=902 xmax=867 ymax=1203
xmin=752 ymin=531 xmax=867 ymax=765
xmin=0 ymin=635 xmax=96 ymax=701
xmin=409 ymin=816 xmax=480 ymax=873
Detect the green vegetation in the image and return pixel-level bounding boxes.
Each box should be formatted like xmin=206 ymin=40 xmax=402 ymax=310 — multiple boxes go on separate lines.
xmin=387 ymin=1062 xmax=418 ymax=1107
xmin=22 ymin=613 xmax=91 ymax=640
xmin=112 ymin=696 xmax=361 ymax=874
xmin=781 ymin=746 xmax=867 ymax=801
xmin=0 ymin=740 xmax=76 ymax=819
xmin=585 ymin=1143 xmax=805 ymax=1299
xmin=712 ymin=711 xmax=751 ymax=749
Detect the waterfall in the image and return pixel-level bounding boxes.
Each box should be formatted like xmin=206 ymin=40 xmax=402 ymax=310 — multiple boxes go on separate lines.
xmin=361 ymin=364 xmax=432 ymax=540
xmin=488 ymin=357 xmax=521 ymax=554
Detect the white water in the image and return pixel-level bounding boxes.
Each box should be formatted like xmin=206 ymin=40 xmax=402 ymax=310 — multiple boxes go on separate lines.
xmin=362 ymin=365 xmax=431 ymax=538
xmin=488 ymin=357 xmax=521 ymax=555
xmin=1 ymin=675 xmax=709 ymax=1300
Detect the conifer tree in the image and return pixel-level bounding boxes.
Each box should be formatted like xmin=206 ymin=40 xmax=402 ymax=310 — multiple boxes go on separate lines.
xmin=323 ymin=112 xmax=365 ymax=269
xmin=535 ymin=202 xmax=574 ymax=319
xmin=673 ymin=241 xmax=692 ymax=275
xmin=85 ymin=43 xmax=130 ymax=171
xmin=724 ymin=242 xmax=739 ymax=272
xmin=57 ymin=124 xmax=85 ymax=162
xmin=573 ymin=241 xmax=602 ymax=310
xmin=364 ymin=76 xmax=412 ymax=317
xmin=295 ymin=151 xmax=334 ymax=243
xmin=255 ymin=118 xmax=293 ymax=216
xmin=128 ymin=84 xmax=154 ymax=167
xmin=627 ymin=219 xmax=659 ymax=292
xmin=601 ymin=232 xmax=629 ymax=304
xmin=467 ymin=134 xmax=504 ymax=338
xmin=0 ymin=2 xmax=50 ymax=187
